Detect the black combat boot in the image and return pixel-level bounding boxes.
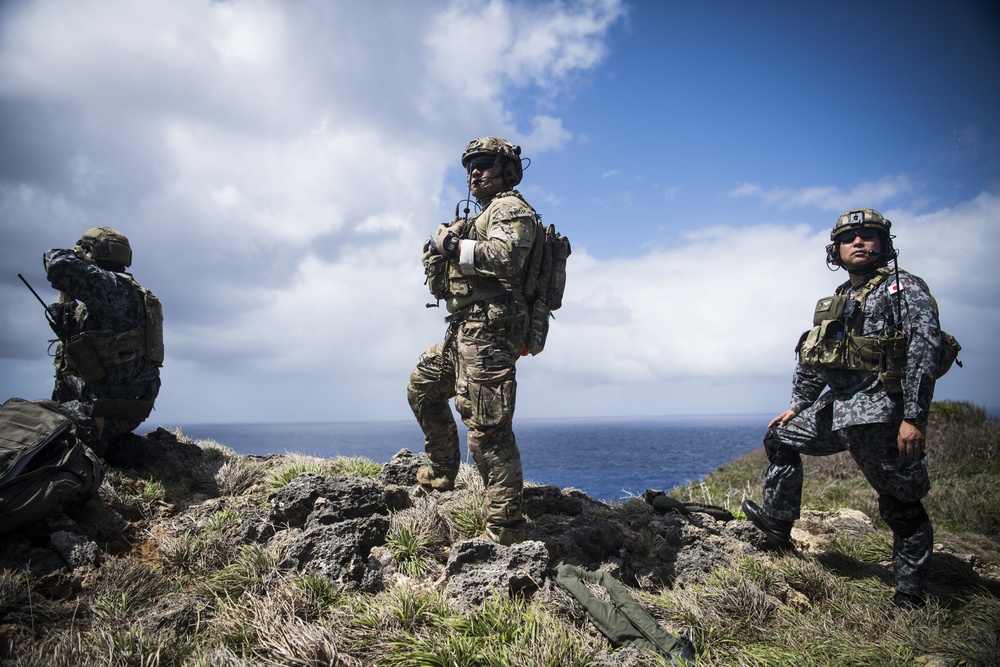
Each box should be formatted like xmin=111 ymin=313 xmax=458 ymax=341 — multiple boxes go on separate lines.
xmin=891 ymin=591 xmax=926 ymax=610
xmin=741 ymin=499 xmax=794 ymax=549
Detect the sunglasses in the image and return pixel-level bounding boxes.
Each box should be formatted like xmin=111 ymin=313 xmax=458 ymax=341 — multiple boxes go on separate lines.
xmin=467 ymin=156 xmax=496 ymax=172
xmin=835 ymin=228 xmax=879 ymax=244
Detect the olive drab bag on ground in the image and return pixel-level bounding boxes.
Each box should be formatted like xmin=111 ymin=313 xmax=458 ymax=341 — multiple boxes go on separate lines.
xmin=556 ymin=564 xmax=696 ymax=664
xmin=522 ymin=222 xmax=571 ymax=356
xmin=0 ymin=398 xmax=103 ymax=535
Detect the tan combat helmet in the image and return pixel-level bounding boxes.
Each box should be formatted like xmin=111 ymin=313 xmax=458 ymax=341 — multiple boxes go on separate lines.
xmin=461 ymin=137 xmax=524 ymax=188
xmin=75 ymin=227 xmax=132 ymax=269
xmin=825 ymin=208 xmax=896 ymax=267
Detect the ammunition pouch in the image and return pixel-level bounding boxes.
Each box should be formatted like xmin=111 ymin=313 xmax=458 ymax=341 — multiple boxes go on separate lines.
xmin=797 ymin=291 xmax=907 ymax=393
xmin=797 ymin=325 xmax=907 ymax=394
xmin=524 ymin=300 xmax=550 ymax=356
xmin=58 ymin=335 xmax=108 ymax=383
xmin=424 ymin=252 xmax=449 ymax=300
xmin=58 ymin=327 xmax=147 ymax=384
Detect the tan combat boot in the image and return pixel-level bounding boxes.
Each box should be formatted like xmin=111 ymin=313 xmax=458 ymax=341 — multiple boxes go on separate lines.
xmin=483 ymin=525 xmax=525 ymax=546
xmin=416 ymin=465 xmax=456 ymax=491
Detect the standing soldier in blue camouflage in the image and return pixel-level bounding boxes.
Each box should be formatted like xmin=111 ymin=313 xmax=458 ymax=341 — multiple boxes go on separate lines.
xmin=44 ymin=227 xmax=164 ymax=466
xmin=742 ymin=209 xmax=942 ymax=610
xmin=407 ymin=137 xmax=540 ymax=546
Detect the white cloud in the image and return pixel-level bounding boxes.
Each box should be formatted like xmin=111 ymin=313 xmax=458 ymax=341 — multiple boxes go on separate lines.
xmin=731 ymin=175 xmax=915 ymax=212
xmin=0 ymin=0 xmax=629 ymax=424
xmin=2 ymin=0 xmax=995 ymax=427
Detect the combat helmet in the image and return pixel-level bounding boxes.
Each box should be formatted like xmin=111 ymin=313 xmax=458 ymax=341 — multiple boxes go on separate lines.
xmin=75 ymin=227 xmax=132 ymax=269
xmin=825 ymin=208 xmax=896 ymax=268
xmin=461 ymin=137 xmax=524 ymax=188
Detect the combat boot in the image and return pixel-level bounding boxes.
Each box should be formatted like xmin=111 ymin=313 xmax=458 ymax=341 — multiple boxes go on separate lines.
xmin=483 ymin=525 xmax=525 ymax=546
xmin=416 ymin=465 xmax=456 ymax=491
xmin=741 ymin=499 xmax=794 ymax=550
xmin=891 ymin=591 xmax=926 ymax=610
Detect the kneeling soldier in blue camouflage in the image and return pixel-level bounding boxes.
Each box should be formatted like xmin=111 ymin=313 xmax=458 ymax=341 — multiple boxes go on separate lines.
xmin=743 ymin=209 xmax=942 ymax=610
xmin=407 ymin=137 xmax=540 ymax=546
xmin=44 ymin=227 xmax=164 ymax=466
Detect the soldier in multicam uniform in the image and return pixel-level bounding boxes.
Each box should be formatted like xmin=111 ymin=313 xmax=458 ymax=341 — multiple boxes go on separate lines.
xmin=742 ymin=209 xmax=941 ymax=610
xmin=407 ymin=137 xmax=540 ymax=546
xmin=44 ymin=227 xmax=163 ymax=465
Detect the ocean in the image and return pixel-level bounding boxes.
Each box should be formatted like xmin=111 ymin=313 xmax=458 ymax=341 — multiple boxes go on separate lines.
xmin=146 ymin=414 xmax=770 ymax=503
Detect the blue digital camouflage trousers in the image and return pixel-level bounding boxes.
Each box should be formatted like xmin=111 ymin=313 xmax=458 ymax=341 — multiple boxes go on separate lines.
xmin=761 ymin=397 xmax=933 ymax=596
xmin=407 ymin=296 xmax=527 ymax=533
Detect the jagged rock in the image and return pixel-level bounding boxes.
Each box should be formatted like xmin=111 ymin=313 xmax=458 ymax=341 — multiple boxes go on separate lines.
xmin=140 ymin=427 xmax=205 ymax=477
xmin=523 ymin=485 xmax=585 ymax=517
xmin=268 ymin=474 xmax=388 ymax=528
xmin=70 ymin=497 xmax=129 ymax=542
xmin=378 ymin=448 xmax=425 ymax=487
xmin=142 ymin=596 xmax=201 ymax=638
xmin=278 ymin=515 xmax=390 ymax=586
xmin=49 ymin=530 xmax=99 ymax=569
xmin=444 ymin=538 xmax=549 ymax=607
xmin=529 ymin=511 xmax=628 ymax=570
xmin=361 ymin=545 xmax=398 ymax=593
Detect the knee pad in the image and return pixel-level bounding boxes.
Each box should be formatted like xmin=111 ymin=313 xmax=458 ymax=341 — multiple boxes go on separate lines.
xmin=764 ymin=428 xmax=800 ymax=467
xmin=878 ymin=496 xmax=929 ymax=539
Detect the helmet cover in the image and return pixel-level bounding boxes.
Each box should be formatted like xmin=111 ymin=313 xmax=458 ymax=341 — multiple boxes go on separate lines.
xmin=826 ymin=208 xmax=895 ymax=267
xmin=75 ymin=226 xmax=132 ymax=268
xmin=461 ymin=137 xmax=523 ymax=187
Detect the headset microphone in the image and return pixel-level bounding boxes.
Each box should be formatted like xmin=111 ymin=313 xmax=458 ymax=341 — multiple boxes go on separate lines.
xmin=867 ymin=250 xmax=881 ymax=255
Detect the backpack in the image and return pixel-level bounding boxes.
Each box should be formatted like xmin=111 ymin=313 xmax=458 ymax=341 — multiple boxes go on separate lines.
xmin=522 ymin=222 xmax=571 ymax=356
xmin=0 ymin=398 xmax=104 ymax=535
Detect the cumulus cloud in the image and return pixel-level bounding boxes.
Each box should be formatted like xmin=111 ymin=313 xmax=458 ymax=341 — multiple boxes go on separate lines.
xmin=730 ymin=175 xmax=916 ymax=212
xmin=0 ymin=0 xmax=627 ymax=423
xmin=1 ymin=0 xmax=995 ymax=425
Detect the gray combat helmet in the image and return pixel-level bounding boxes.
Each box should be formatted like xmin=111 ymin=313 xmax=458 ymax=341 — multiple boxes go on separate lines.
xmin=461 ymin=136 xmax=524 ymax=188
xmin=75 ymin=227 xmax=132 ymax=269
xmin=825 ymin=208 xmax=896 ymax=268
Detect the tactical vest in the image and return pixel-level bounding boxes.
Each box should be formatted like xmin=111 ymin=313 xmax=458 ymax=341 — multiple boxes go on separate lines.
xmin=423 ymin=192 xmax=570 ymax=355
xmin=55 ymin=274 xmax=164 ymax=420
xmin=446 ymin=191 xmax=539 ymax=298
xmin=796 ymin=267 xmax=961 ymax=393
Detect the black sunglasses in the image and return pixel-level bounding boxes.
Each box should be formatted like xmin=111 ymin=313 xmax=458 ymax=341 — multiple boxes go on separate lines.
xmin=835 ymin=228 xmax=879 ymax=244
xmin=467 ymin=156 xmax=496 ymax=172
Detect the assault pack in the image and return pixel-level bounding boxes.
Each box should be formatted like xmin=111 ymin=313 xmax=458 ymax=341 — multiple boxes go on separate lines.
xmin=0 ymin=398 xmax=104 ymax=535
xmin=521 ymin=220 xmax=571 ymax=356
xmin=796 ymin=267 xmax=962 ymax=391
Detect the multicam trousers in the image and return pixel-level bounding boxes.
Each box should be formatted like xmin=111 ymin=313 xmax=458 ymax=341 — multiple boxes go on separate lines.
xmin=407 ymin=295 xmax=528 ymax=533
xmin=761 ymin=397 xmax=933 ymax=596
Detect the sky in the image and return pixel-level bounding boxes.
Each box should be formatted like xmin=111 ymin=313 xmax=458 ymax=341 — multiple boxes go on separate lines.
xmin=1 ymin=0 xmax=998 ymax=427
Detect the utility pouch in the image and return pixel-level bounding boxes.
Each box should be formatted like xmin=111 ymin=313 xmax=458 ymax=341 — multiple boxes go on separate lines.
xmin=937 ymin=332 xmax=962 ymax=378
xmin=524 ymin=300 xmax=551 ymax=356
xmin=424 ymin=253 xmax=449 ymax=300
xmin=62 ymin=335 xmax=108 ymax=383
xmin=813 ymin=295 xmax=845 ymax=326
xmin=874 ymin=331 xmax=907 ymax=394
xmin=796 ymin=319 xmax=848 ymax=369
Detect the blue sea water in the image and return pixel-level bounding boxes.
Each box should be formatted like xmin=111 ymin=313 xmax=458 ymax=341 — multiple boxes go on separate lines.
xmin=145 ymin=414 xmax=769 ymax=502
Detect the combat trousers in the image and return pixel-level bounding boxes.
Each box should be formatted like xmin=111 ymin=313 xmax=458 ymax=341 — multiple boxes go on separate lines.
xmin=407 ymin=296 xmax=526 ymax=533
xmin=762 ymin=398 xmax=933 ymax=596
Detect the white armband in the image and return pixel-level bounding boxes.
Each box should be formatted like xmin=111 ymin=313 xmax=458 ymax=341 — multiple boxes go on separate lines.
xmin=458 ymin=240 xmax=477 ymax=275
